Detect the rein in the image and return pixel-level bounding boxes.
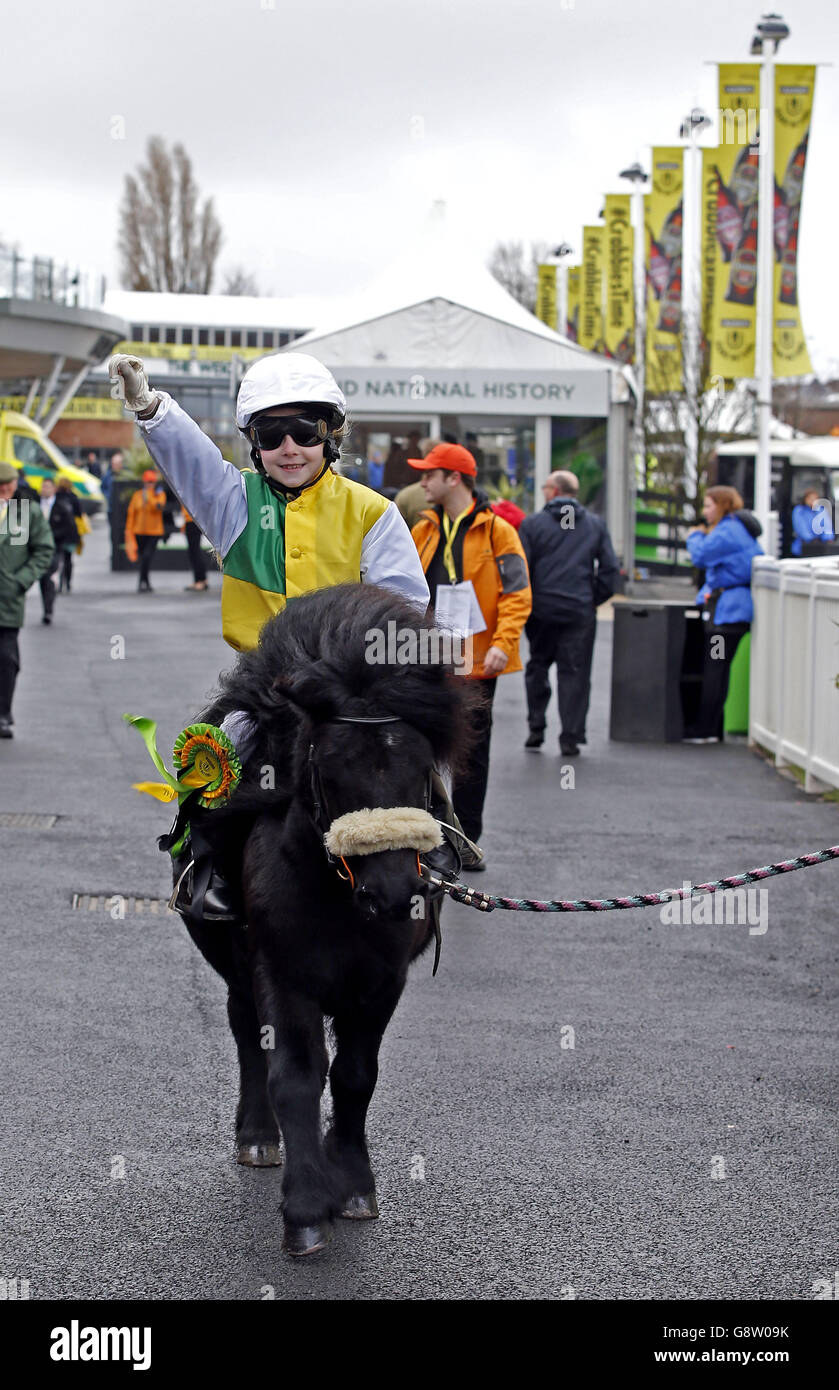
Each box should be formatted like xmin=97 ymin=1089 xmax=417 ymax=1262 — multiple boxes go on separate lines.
xmin=419 ymin=844 xmax=839 ymax=915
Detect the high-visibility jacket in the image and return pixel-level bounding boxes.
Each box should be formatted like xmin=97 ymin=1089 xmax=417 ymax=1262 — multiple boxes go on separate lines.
xmin=411 ymin=500 xmax=532 ymax=678
xmin=124 ymin=485 xmax=166 ymax=562
xmin=125 ymin=486 xmax=166 ymax=538
xmin=138 ymin=395 xmax=429 ymax=651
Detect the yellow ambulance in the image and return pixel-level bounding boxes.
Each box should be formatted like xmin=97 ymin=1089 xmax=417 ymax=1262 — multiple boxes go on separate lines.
xmin=0 ymin=410 xmax=104 ymax=514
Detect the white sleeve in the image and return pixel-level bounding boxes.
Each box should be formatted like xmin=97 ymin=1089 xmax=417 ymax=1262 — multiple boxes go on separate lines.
xmin=138 ymin=394 xmax=248 ymax=557
xmin=361 ymin=502 xmax=429 ymax=611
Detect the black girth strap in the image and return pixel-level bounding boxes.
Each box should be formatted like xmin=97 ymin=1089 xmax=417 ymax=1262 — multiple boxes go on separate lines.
xmin=159 ymin=795 xmax=223 ymax=929
xmin=157 ymin=798 xmax=192 ymax=856
xmin=431 ymin=901 xmax=442 ymax=976
xmin=184 ymin=819 xmax=216 ymax=928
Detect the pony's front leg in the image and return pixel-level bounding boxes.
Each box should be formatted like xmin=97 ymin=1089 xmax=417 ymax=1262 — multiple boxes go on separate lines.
xmin=326 ymin=991 xmax=403 ymax=1221
xmin=251 ymin=966 xmax=339 ymax=1255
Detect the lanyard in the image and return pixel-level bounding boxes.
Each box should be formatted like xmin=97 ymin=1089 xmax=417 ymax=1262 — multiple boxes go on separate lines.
xmin=441 ymin=504 xmax=474 ymax=583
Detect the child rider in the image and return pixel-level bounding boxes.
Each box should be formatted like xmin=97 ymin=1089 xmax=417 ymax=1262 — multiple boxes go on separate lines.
xmin=109 ymin=351 xmax=478 ymax=921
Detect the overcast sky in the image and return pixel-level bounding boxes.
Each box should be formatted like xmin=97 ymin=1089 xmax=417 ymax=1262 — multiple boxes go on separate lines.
xmin=3 ymin=0 xmax=837 ymax=370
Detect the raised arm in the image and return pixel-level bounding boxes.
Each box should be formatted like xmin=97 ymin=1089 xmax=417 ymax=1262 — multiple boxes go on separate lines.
xmin=686 ymin=523 xmax=740 ymax=567
xmin=109 ymin=355 xmax=248 ymax=557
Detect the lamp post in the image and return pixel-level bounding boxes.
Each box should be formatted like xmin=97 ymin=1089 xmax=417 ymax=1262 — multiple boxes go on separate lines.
xmin=679 ymin=108 xmax=712 ymax=514
xmin=752 ymin=12 xmax=790 ymax=546
xmin=533 ymin=243 xmax=574 ymax=511
xmin=619 ymin=161 xmax=649 ymax=582
xmin=551 ymin=242 xmax=574 ymax=338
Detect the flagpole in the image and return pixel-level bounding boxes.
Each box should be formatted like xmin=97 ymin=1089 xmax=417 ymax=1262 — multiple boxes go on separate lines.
xmin=753 ymin=13 xmax=790 ymax=547
xmin=619 ymin=162 xmax=649 ymax=590
xmin=680 ymin=110 xmax=712 ymax=517
xmin=552 ymin=241 xmax=573 ymax=337
xmin=619 ymin=162 xmax=649 ymax=495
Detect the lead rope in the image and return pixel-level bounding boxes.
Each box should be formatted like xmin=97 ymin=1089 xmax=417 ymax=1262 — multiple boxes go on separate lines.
xmin=421 ymin=845 xmax=839 ymax=914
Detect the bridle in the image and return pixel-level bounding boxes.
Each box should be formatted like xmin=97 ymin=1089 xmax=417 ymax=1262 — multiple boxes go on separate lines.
xmin=307 ymin=715 xmax=434 ymax=888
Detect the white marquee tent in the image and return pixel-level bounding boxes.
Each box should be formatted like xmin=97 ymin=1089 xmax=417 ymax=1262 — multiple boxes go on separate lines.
xmin=289 ymin=224 xmax=632 ymax=545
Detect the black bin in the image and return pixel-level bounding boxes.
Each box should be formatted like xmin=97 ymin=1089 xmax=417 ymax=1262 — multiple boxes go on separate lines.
xmin=610 ymin=600 xmax=704 ymax=742
xmin=109 ymin=477 xmax=194 ymax=572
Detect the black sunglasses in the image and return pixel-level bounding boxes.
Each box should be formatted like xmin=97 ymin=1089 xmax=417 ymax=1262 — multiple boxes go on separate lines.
xmin=250 ymin=414 xmax=329 ymax=450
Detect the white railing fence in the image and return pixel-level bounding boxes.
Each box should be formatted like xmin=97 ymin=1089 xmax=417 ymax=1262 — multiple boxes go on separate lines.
xmin=750 ymin=555 xmax=839 ymax=791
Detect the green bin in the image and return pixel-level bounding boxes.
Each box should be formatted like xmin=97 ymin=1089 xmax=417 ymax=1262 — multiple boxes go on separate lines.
xmin=723 ymin=630 xmax=750 ymax=735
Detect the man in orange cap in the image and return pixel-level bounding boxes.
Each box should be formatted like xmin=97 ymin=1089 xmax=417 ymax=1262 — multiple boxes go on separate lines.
xmin=410 ymin=442 xmax=531 ymax=862
xmin=125 ymin=470 xmax=167 ymax=592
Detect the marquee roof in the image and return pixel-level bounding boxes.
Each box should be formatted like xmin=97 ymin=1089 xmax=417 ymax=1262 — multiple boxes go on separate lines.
xmin=291 ymin=228 xmax=620 ymax=374
xmin=106 ymin=216 xmax=625 ymax=380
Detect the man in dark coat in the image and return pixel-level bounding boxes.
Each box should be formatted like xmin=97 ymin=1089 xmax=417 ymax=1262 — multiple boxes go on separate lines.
xmin=0 ymin=463 xmax=55 ymax=737
xmin=518 ymin=469 xmax=619 ymax=757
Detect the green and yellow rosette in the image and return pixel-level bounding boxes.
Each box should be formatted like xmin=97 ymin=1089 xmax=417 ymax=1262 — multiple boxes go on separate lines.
xmin=124 ymin=714 xmax=242 ymax=810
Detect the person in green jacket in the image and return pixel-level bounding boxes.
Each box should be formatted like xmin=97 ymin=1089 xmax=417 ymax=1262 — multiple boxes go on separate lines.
xmin=0 ymin=462 xmax=55 ymax=738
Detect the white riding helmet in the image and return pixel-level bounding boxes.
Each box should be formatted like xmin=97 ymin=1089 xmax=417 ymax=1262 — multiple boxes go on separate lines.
xmin=236 ymin=352 xmax=346 ymax=430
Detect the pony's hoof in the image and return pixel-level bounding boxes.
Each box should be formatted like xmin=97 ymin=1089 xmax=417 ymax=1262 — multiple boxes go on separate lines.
xmin=282 ymin=1221 xmax=333 ymax=1256
xmin=236 ymin=1142 xmax=283 ymax=1167
xmin=340 ymin=1191 xmax=379 ymax=1220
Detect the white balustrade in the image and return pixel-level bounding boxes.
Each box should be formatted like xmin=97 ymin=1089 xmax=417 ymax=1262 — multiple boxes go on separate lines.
xmin=750 ymin=554 xmax=839 ymax=791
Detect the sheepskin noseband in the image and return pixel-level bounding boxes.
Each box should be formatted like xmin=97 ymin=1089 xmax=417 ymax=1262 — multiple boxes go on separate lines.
xmin=324 ymin=807 xmax=443 ymax=858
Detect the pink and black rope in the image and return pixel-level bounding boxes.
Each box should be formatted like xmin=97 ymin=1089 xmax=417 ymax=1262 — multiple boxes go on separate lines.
xmin=446 ymin=845 xmax=839 ymax=914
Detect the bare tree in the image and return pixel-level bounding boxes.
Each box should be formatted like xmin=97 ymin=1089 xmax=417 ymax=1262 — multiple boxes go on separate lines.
xmin=221 ymin=266 xmax=260 ymax=296
xmin=118 ymin=138 xmax=223 ymax=293
xmin=487 ymin=240 xmax=549 ymax=314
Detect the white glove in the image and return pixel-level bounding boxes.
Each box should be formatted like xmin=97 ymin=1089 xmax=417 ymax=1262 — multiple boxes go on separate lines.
xmin=108 ymin=353 xmax=159 ymax=415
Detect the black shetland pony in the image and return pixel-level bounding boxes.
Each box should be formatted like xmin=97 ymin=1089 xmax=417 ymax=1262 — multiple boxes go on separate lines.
xmin=187 ymin=584 xmax=472 ymax=1256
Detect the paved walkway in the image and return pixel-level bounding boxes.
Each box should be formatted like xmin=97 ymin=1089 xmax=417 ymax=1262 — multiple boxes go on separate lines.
xmin=1 ymin=519 xmax=836 ymax=1300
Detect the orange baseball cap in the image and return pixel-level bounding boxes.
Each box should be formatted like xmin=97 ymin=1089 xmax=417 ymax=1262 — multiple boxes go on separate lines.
xmin=408 ymin=442 xmax=477 ymax=477
xmin=142 ymin=470 xmax=158 ymax=482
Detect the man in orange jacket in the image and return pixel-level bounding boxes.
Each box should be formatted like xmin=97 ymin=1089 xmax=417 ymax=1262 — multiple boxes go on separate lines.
xmin=410 ymin=442 xmax=531 ymax=862
xmin=125 ymin=470 xmax=167 ymax=592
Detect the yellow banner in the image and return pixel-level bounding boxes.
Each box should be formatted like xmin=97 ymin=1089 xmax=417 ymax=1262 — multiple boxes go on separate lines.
xmin=535 ymin=264 xmax=558 ymax=330
xmin=0 ymin=395 xmax=126 ymax=420
xmin=645 ymin=147 xmax=683 ymax=393
xmin=565 ymin=266 xmax=581 ymax=342
xmin=603 ymin=194 xmax=634 ymax=362
xmin=708 ymin=64 xmax=761 ymax=379
xmin=773 ymin=65 xmax=814 ymax=376
xmin=580 ymin=227 xmax=604 ymax=353
xmin=114 ymin=340 xmax=266 ymax=362
xmin=700 ymin=149 xmax=720 ymax=387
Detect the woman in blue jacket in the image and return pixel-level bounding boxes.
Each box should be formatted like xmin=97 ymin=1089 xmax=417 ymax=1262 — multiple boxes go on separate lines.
xmin=684 ymin=486 xmax=763 ymax=742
